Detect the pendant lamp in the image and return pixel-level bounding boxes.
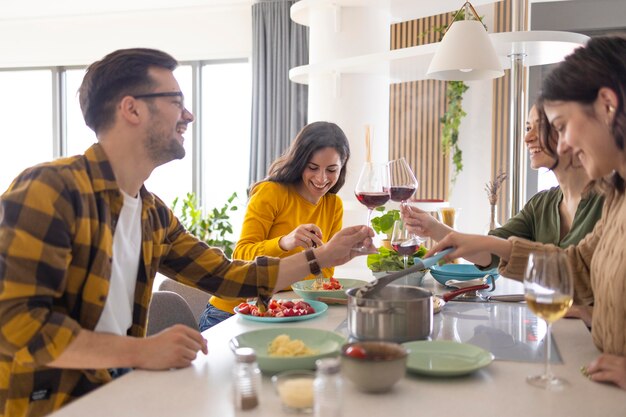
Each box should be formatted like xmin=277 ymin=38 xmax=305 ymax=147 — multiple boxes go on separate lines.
xmin=427 ymin=1 xmax=504 ymax=81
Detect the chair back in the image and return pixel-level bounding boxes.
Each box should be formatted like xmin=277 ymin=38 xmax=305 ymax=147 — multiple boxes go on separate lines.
xmin=158 ymin=278 xmax=211 ymax=321
xmin=147 ymin=291 xmax=199 ymax=336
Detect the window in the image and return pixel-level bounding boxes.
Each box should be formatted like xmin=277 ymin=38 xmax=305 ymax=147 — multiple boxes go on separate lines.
xmin=0 ymin=70 xmax=53 ymax=193
xmin=537 ymin=168 xmax=558 ymax=192
xmin=0 ymin=62 xmax=251 ymax=244
xmin=201 ymin=61 xmax=251 ymax=239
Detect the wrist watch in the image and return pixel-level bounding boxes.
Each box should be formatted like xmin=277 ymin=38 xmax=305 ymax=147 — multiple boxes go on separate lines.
xmin=304 ymin=248 xmax=322 ymax=276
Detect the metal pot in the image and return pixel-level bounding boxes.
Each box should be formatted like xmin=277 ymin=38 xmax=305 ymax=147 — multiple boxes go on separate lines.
xmin=346 ymin=285 xmax=432 ymax=343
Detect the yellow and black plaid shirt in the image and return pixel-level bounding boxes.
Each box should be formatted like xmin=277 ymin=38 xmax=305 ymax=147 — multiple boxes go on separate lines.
xmin=0 ymin=144 xmax=279 ymax=417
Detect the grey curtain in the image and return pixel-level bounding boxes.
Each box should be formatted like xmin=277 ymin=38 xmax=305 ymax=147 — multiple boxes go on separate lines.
xmin=249 ymin=0 xmax=309 ymax=185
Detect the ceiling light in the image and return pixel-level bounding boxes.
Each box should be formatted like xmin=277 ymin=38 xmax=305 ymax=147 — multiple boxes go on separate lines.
xmin=427 ymin=2 xmax=504 ymax=81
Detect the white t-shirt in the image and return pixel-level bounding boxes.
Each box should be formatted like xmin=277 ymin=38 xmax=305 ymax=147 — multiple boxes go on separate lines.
xmin=94 ymin=190 xmax=142 ymax=335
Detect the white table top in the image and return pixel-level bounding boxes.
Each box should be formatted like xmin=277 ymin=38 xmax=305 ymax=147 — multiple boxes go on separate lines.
xmin=51 ymin=276 xmax=626 ymax=417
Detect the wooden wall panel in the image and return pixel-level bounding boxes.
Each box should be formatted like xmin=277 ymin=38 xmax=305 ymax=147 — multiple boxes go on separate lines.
xmin=391 ymin=3 xmax=519 ymax=219
xmin=389 ymin=14 xmax=453 ymax=201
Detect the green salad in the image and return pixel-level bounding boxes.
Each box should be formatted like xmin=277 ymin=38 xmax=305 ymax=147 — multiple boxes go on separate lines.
xmin=367 ymin=245 xmax=428 ymax=272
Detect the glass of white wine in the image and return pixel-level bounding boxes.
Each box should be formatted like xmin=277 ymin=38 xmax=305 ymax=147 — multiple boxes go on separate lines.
xmin=524 ymin=250 xmax=574 ymax=390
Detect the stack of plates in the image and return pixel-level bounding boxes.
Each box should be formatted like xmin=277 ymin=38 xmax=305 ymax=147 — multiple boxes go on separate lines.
xmin=429 ymin=263 xmax=498 ymax=287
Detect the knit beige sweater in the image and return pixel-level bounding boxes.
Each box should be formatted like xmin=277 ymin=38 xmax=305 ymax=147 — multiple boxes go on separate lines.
xmin=499 ymin=189 xmax=625 ymax=356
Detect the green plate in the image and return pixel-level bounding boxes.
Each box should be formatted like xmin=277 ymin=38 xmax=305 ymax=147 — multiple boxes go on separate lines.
xmin=230 ymin=327 xmax=346 ymax=374
xmin=234 ymin=299 xmax=328 ymax=323
xmin=402 ymin=340 xmax=494 ymax=377
xmin=291 ymin=278 xmax=368 ymax=301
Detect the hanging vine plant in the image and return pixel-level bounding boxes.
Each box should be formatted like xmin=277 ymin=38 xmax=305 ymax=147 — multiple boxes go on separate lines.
xmin=440 ymin=80 xmax=468 ymax=184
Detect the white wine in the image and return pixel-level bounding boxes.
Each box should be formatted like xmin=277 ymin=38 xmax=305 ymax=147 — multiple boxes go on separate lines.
xmin=526 ymin=295 xmax=573 ymax=323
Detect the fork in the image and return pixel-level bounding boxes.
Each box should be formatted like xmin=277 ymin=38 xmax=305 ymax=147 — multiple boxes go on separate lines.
xmin=315 ymin=274 xmax=324 ymax=289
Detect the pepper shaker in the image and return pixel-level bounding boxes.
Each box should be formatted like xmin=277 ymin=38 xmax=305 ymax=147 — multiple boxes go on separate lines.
xmin=233 ymin=347 xmax=261 ymax=410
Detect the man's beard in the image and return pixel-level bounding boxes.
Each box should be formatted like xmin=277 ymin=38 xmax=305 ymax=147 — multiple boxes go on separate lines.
xmin=145 ymin=125 xmax=186 ymax=167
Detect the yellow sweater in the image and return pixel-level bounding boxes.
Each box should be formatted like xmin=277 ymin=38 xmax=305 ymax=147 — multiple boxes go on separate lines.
xmin=500 ymin=189 xmax=625 ymax=356
xmin=210 ymin=181 xmax=343 ymax=313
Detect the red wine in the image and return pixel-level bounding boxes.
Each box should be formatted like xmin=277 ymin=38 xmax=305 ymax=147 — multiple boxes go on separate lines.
xmin=392 ymin=243 xmax=418 ymax=256
xmin=355 ymin=192 xmax=390 ymax=209
xmin=387 ymin=186 xmax=416 ymax=202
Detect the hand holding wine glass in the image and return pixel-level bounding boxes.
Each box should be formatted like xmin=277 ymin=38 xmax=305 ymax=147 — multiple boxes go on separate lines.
xmin=524 ymin=250 xmax=574 ymax=390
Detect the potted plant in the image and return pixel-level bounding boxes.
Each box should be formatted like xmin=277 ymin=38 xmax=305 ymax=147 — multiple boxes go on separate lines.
xmin=171 ymin=192 xmax=239 ymax=257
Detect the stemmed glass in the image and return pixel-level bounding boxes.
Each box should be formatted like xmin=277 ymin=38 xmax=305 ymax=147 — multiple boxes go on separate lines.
xmin=391 ymin=220 xmax=422 ymax=270
xmin=387 ymin=157 xmax=418 ymax=206
xmin=524 ymin=250 xmax=574 ymax=390
xmin=354 ymin=162 xmax=390 ymax=252
xmin=388 ymin=158 xmax=422 ymax=260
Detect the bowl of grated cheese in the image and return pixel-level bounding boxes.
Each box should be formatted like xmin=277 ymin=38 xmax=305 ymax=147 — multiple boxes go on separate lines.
xmin=230 ymin=327 xmax=346 ymax=374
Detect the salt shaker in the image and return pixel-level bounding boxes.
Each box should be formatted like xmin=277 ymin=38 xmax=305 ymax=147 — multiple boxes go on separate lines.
xmin=233 ymin=347 xmax=261 ymax=410
xmin=313 ymin=357 xmax=342 ymax=417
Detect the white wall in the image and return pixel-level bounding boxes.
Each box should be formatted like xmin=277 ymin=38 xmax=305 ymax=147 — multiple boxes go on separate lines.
xmin=0 ymin=5 xmax=252 ymax=68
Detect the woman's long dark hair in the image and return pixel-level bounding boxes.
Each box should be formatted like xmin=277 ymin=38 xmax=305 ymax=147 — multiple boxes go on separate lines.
xmin=251 ymin=121 xmax=350 ymax=195
xmin=539 ymin=34 xmax=626 ymax=193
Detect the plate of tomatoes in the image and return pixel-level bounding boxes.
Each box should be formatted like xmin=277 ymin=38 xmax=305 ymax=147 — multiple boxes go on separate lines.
xmin=234 ymin=299 xmax=328 ymax=323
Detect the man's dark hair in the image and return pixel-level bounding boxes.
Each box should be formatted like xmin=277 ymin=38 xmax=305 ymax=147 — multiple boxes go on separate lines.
xmin=79 ymin=48 xmax=178 ymax=134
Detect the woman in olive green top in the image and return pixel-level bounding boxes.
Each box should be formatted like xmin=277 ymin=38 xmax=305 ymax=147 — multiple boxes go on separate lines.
xmin=402 ymin=105 xmax=604 ymax=269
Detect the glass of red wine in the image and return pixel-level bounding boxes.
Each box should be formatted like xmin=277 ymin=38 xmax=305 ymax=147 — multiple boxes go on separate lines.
xmin=387 ymin=157 xmax=418 ymax=205
xmin=354 ymin=162 xmax=390 ymax=252
xmin=391 ymin=220 xmax=422 ymax=270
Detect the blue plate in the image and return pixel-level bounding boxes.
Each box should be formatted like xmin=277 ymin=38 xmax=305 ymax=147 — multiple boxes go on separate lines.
xmin=234 ymin=299 xmax=328 ymax=323
xmin=430 ymin=264 xmax=498 ymax=287
xmin=431 ymin=264 xmax=498 ymax=277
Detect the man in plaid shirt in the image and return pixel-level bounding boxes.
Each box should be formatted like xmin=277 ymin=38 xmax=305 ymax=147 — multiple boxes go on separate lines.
xmin=0 ymin=48 xmax=374 ymax=417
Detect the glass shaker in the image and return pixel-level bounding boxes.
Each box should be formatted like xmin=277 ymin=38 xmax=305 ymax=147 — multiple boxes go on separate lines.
xmin=313 ymin=357 xmax=342 ymax=417
xmin=232 ymin=347 xmax=261 ymax=410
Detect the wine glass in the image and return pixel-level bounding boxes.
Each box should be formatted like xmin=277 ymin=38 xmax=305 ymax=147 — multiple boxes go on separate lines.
xmin=387 ymin=157 xmax=418 ymax=206
xmin=388 ymin=158 xmax=421 ymax=248
xmin=391 ymin=220 xmax=422 ymax=270
xmin=523 ymin=250 xmax=574 ymax=390
xmin=354 ymin=162 xmax=390 ymax=252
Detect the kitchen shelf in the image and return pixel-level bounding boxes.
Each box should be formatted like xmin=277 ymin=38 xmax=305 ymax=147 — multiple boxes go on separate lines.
xmin=289 ymin=31 xmax=588 ymax=85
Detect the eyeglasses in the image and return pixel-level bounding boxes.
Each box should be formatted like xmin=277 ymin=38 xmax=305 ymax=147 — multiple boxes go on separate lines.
xmin=132 ymin=91 xmax=188 ymax=113
xmin=132 ymin=91 xmax=184 ymax=100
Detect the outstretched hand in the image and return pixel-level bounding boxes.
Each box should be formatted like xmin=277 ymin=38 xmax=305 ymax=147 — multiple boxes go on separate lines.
xmin=425 ymin=232 xmax=508 ymax=267
xmin=401 ymin=205 xmax=451 ymax=241
xmin=279 ymin=224 xmax=323 ymax=251
xmin=317 ymin=225 xmax=376 ymax=267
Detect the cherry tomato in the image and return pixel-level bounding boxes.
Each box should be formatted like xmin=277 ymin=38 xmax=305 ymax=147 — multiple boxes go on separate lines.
xmin=345 ymin=345 xmax=367 ymax=359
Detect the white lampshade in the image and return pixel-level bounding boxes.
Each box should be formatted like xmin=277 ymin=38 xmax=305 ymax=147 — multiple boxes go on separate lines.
xmin=427 ymin=20 xmax=504 ymax=81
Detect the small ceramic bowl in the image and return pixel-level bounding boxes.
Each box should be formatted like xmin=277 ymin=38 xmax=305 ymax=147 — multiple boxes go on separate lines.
xmin=271 ymin=370 xmax=316 ymax=413
xmin=340 ymin=341 xmax=407 ymax=393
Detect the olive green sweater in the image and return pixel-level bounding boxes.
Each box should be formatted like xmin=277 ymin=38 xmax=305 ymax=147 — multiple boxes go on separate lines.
xmin=485 ymin=187 xmax=604 ymax=269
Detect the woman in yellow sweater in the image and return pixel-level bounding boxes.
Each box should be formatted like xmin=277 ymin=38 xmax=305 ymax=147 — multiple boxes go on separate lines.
xmin=426 ymin=35 xmax=626 ymax=390
xmin=198 ymin=121 xmax=350 ymax=330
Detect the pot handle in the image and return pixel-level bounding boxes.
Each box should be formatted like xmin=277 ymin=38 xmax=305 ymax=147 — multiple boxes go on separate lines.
xmin=442 ymin=284 xmax=490 ymax=302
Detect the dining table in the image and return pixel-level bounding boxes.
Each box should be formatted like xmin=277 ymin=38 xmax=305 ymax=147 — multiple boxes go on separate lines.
xmin=50 ymin=274 xmax=626 ymax=417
